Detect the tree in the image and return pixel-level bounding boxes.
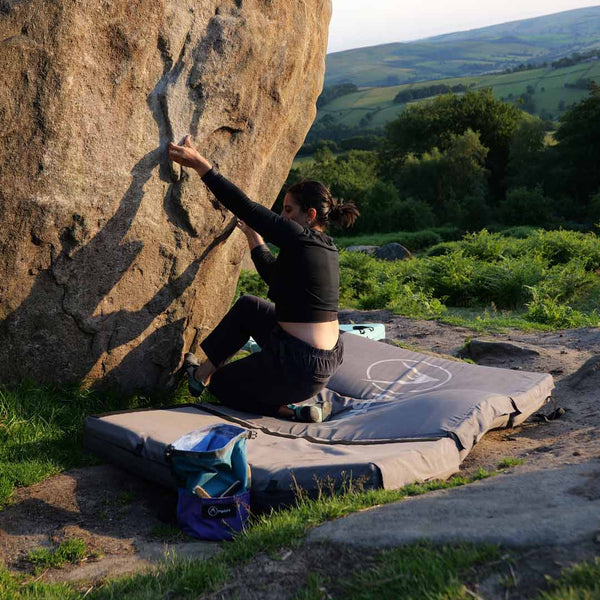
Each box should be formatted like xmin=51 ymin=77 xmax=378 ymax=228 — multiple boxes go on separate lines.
xmin=353 ymin=182 xmax=435 ymax=234
xmin=298 ymin=150 xmax=380 ymax=205
xmin=507 ymin=118 xmax=546 ymax=188
xmin=394 ymin=130 xmax=490 ymax=227
xmin=382 ymin=89 xmax=523 ymax=200
xmin=552 ymin=92 xmax=600 ymax=207
xmin=500 ymin=186 xmax=554 ymax=225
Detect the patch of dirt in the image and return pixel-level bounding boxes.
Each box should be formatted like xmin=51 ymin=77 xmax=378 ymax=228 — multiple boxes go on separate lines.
xmin=1 ymin=312 xmax=599 ymax=593
xmin=0 ymin=465 xmax=218 ymax=583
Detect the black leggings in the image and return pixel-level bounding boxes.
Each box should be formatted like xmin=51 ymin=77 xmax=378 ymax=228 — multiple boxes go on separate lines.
xmin=200 ymin=295 xmax=344 ymax=416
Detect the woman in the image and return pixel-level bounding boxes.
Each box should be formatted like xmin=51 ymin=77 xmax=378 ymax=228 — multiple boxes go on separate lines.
xmin=168 ymin=136 xmax=359 ymax=423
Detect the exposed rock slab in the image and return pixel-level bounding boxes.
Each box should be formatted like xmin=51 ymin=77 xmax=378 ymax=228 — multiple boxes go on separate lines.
xmin=375 ymin=242 xmax=411 ymax=261
xmin=308 ymin=462 xmax=600 ymax=548
xmin=459 ymin=339 xmax=541 ymax=364
xmin=0 ymin=0 xmax=331 ymax=392
xmin=563 ymin=355 xmax=600 ymax=390
xmin=345 ymin=245 xmax=379 ymax=257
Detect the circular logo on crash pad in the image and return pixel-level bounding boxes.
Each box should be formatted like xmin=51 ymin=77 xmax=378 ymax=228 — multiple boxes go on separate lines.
xmin=364 ymin=359 xmax=452 ymax=395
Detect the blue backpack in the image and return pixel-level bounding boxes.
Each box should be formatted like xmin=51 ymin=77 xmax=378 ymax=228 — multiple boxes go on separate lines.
xmin=165 ymin=424 xmax=254 ymax=541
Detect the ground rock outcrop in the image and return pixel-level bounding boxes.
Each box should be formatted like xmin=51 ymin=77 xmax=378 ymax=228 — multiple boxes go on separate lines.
xmin=0 ymin=0 xmax=331 ymax=392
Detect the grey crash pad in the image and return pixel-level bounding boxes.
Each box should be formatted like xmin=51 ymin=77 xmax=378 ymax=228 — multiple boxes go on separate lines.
xmin=85 ymin=334 xmax=554 ymax=509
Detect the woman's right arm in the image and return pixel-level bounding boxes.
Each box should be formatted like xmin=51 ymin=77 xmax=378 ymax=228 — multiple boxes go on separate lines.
xmin=168 ymin=137 xmax=301 ymax=247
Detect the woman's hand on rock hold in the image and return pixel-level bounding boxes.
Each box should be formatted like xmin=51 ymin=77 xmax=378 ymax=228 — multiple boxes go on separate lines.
xmin=237 ymin=220 xmax=264 ymax=249
xmin=168 ymin=135 xmax=212 ymax=176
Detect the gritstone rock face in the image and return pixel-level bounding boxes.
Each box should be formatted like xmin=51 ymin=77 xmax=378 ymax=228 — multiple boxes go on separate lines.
xmin=0 ymin=0 xmax=331 ymax=393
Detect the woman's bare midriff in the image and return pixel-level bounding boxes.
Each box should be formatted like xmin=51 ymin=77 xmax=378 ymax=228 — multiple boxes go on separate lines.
xmin=278 ymin=320 xmax=340 ymax=350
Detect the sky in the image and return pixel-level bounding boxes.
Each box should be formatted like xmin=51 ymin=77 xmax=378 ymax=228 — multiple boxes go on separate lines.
xmin=327 ymin=1 xmax=600 ymax=53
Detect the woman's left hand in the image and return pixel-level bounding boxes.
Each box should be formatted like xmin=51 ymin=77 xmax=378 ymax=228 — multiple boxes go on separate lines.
xmin=237 ymin=220 xmax=265 ymax=249
xmin=168 ymin=135 xmax=212 ymax=176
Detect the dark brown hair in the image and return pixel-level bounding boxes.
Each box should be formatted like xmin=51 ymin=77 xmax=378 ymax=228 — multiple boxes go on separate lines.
xmin=286 ymin=180 xmax=359 ymax=229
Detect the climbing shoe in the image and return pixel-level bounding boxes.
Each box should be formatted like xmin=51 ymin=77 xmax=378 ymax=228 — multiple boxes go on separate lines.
xmin=184 ymin=352 xmax=205 ymax=398
xmin=288 ymin=399 xmax=332 ymax=423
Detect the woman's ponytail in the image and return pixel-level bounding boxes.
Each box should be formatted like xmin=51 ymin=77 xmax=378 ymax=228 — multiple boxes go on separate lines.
xmin=329 ymin=197 xmax=360 ymax=229
xmin=286 ymin=180 xmax=360 ymax=230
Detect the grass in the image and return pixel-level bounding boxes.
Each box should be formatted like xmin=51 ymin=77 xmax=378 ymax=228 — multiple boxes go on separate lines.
xmin=294 ymin=573 xmax=329 ymax=600
xmin=0 ymin=380 xmax=191 ymax=508
xmin=292 ymin=543 xmax=501 ymax=600
xmin=26 ymin=538 xmax=88 ymax=571
xmin=337 ymin=542 xmax=500 ymax=600
xmin=540 ymin=557 xmax=600 ymax=600
xmin=293 ymin=547 xmax=600 ymax=600
xmin=497 ymin=457 xmax=526 ymax=469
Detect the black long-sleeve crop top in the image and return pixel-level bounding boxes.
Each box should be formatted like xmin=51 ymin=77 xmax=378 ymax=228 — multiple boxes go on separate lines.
xmin=201 ymin=169 xmax=339 ymax=323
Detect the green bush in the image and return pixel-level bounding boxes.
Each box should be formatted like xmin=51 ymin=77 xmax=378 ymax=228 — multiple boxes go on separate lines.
xmin=468 ymin=256 xmax=545 ymax=308
xmin=425 ymin=241 xmax=463 ymax=257
xmin=233 ymin=271 xmax=269 ymax=303
xmin=500 ymin=186 xmax=554 ymax=226
xmin=522 ymin=229 xmax=600 ymax=269
xmin=499 ymin=225 xmax=539 ymax=239
xmin=460 ymin=229 xmax=517 ymax=262
xmin=393 ymin=198 xmax=436 ymax=232
xmin=589 ymin=191 xmax=600 ymax=226
xmin=432 ymin=226 xmax=463 ymax=241
xmin=417 ymin=252 xmax=477 ymax=306
xmin=404 ymin=229 xmax=444 ymax=250
xmin=358 ymin=280 xmax=446 ymax=319
xmin=235 ymin=228 xmax=599 ymax=328
xmin=525 ymin=288 xmax=595 ymax=328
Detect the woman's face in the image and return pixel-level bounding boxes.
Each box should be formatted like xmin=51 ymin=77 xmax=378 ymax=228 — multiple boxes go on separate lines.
xmin=281 ymin=193 xmax=313 ymax=227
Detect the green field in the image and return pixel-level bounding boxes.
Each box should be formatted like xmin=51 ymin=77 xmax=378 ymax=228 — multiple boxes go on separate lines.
xmin=325 ymin=6 xmax=600 ymax=88
xmin=316 ymin=60 xmax=600 ymax=130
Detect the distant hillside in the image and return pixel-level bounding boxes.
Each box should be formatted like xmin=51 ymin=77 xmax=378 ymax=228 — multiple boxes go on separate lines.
xmin=305 ymin=60 xmax=600 ymax=148
xmin=325 ymin=6 xmax=600 ymax=88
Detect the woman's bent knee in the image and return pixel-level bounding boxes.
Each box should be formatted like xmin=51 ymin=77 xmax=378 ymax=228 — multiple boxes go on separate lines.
xmin=233 ymin=294 xmax=258 ymax=315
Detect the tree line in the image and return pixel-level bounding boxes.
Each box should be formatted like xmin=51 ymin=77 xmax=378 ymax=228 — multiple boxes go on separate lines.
xmin=285 ymin=88 xmax=600 ymax=235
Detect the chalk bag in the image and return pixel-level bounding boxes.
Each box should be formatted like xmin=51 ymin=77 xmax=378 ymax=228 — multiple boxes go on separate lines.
xmin=165 ymin=424 xmax=254 ymax=541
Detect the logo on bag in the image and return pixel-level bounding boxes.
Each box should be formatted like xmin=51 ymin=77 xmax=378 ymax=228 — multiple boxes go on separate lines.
xmin=203 ymin=503 xmax=236 ymax=519
xmin=363 ymin=359 xmax=452 ymax=395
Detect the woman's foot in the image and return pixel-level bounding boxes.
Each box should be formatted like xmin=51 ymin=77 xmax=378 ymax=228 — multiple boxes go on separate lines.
xmin=183 ymin=352 xmax=206 ymax=397
xmin=287 ymin=399 xmax=332 ymax=423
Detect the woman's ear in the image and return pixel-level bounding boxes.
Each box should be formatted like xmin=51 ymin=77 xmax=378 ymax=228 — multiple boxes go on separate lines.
xmin=307 ymin=207 xmax=317 ymax=225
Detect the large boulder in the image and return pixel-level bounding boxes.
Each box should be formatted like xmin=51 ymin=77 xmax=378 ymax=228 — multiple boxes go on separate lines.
xmin=0 ymin=0 xmax=331 ymax=393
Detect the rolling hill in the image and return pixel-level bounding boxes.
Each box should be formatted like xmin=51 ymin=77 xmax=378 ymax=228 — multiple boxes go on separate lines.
xmin=315 ymin=59 xmax=600 ymax=131
xmin=325 ymin=6 xmax=600 ymax=88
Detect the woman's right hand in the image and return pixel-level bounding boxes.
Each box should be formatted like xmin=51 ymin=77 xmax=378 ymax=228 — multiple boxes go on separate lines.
xmin=168 ymin=135 xmax=212 ymax=176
